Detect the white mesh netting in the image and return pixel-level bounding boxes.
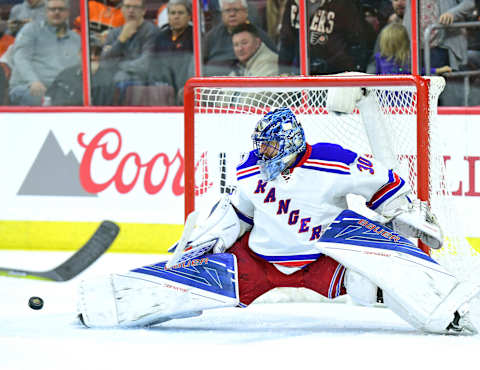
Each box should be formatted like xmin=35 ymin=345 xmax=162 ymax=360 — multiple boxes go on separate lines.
xmin=187 ymin=76 xmax=479 ymax=301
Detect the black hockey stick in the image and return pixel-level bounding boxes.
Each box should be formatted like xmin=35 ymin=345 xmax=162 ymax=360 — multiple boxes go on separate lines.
xmin=0 ymin=220 xmax=120 ymax=281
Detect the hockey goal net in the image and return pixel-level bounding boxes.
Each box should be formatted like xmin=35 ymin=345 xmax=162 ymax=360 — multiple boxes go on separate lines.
xmin=183 ymin=75 xmax=478 ymax=301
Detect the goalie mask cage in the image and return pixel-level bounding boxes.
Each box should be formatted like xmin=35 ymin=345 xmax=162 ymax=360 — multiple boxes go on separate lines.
xmin=184 ymin=75 xmax=478 ymax=301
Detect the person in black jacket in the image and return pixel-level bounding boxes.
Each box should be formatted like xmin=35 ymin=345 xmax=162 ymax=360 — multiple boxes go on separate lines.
xmin=278 ymin=0 xmax=374 ymax=75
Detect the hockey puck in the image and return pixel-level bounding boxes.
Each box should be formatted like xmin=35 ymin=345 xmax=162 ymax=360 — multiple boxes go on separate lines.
xmin=28 ymin=296 xmax=44 ymax=310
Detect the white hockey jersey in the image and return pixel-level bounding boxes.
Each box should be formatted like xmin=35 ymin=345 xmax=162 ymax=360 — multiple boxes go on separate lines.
xmin=230 ymin=142 xmax=411 ymax=274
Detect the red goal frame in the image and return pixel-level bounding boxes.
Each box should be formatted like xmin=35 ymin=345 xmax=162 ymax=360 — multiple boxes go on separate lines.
xmin=183 ymin=75 xmax=433 ymax=221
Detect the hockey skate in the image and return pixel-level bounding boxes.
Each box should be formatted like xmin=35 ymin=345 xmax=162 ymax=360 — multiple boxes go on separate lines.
xmin=446 ymin=294 xmax=480 ymax=335
xmin=423 ymin=280 xmax=480 ymax=335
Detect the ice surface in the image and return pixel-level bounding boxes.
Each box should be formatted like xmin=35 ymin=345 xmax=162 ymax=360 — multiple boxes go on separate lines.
xmin=1 ymin=250 xmax=478 ymax=370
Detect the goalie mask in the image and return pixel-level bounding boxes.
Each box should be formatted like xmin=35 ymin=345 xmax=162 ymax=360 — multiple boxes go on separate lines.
xmin=252 ymin=107 xmax=306 ymax=181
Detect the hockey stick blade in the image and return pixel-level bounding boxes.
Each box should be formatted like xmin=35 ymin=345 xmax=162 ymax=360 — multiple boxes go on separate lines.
xmin=166 ymin=211 xmax=200 ymax=269
xmin=0 ymin=221 xmax=120 ymax=282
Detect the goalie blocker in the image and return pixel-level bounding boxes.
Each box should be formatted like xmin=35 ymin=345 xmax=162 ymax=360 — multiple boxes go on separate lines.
xmin=77 ymin=210 xmax=480 ymax=334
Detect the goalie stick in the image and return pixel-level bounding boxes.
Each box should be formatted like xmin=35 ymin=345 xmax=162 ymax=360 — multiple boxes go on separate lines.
xmin=0 ymin=220 xmax=120 ymax=281
xmin=166 ymin=211 xmax=200 ymax=269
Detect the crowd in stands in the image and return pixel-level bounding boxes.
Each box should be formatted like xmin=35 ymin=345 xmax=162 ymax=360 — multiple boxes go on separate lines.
xmin=0 ymin=0 xmax=480 ymax=106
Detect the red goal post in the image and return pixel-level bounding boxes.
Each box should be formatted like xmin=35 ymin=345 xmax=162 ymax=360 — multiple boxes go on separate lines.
xmin=183 ymin=74 xmax=476 ymax=275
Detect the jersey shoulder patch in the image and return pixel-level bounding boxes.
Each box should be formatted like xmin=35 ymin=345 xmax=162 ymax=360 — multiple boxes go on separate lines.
xmin=301 ymin=142 xmax=358 ymax=175
xmin=236 ymin=150 xmax=261 ymax=180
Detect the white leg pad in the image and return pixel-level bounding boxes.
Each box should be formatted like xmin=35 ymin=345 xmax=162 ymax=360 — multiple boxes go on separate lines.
xmin=77 ymin=275 xmax=119 ymax=327
xmin=78 ymin=254 xmax=240 ymax=328
xmin=78 ymin=271 xmax=238 ymax=327
xmin=315 ymin=240 xmax=465 ymax=333
xmin=345 ymin=269 xmax=378 ymax=307
xmin=318 ymin=210 xmax=480 ymax=334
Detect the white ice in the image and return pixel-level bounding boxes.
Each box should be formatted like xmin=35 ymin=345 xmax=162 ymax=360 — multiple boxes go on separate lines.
xmin=1 ymin=250 xmax=478 ymax=370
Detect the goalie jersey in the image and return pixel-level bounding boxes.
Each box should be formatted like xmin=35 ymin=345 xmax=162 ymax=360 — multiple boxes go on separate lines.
xmin=230 ymin=142 xmax=410 ymax=274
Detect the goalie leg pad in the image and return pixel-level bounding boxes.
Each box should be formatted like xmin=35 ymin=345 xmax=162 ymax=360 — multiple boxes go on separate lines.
xmin=316 ymin=210 xmax=470 ymax=334
xmin=77 ymin=253 xmax=240 ymax=328
xmin=344 ymin=269 xmax=378 ymax=307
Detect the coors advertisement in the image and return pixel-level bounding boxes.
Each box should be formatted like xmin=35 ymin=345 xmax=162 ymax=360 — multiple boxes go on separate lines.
xmin=1 ymin=112 xmax=479 ymax=234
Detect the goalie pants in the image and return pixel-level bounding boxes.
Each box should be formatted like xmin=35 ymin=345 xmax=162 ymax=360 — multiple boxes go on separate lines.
xmin=229 ymin=233 xmax=347 ymax=306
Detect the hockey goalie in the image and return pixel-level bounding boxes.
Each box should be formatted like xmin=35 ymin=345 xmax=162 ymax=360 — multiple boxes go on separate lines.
xmin=77 ymin=103 xmax=480 ymax=335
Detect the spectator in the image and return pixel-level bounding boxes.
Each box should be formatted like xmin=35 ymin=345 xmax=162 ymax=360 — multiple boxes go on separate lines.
xmin=0 ymin=20 xmax=14 ymax=104
xmin=359 ymin=0 xmax=394 ymax=28
xmin=155 ymin=0 xmax=192 ymax=53
xmin=388 ymin=0 xmax=406 ymax=23
xmin=374 ymin=22 xmax=451 ymax=74
xmin=93 ymin=0 xmax=159 ymax=105
xmin=360 ymin=3 xmax=385 ymax=60
xmin=45 ymin=41 xmax=103 ymax=105
xmin=7 ymin=0 xmax=46 ymax=36
xmin=74 ymin=0 xmax=125 ymax=46
xmin=403 ymin=0 xmax=474 ymax=71
xmin=266 ymin=0 xmax=287 ymax=46
xmin=278 ymin=0 xmax=373 ymax=75
xmin=8 ymin=0 xmax=80 ymax=106
xmin=363 ymin=4 xmax=381 ymax=34
xmin=467 ymin=1 xmax=480 ymax=69
xmin=152 ymin=0 xmax=192 ymax=104
xmin=203 ymin=0 xmax=275 ymax=76
xmin=365 ymin=0 xmax=406 ymax=73
xmin=0 ymin=20 xmax=14 ymax=57
xmin=201 ymin=0 xmax=221 ymax=33
xmin=230 ymin=22 xmax=278 ymax=76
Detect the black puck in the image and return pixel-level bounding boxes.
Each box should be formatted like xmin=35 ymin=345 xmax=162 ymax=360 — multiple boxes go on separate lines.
xmin=28 ymin=296 xmax=44 ymax=310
